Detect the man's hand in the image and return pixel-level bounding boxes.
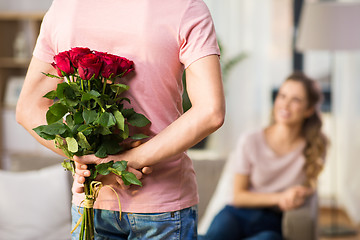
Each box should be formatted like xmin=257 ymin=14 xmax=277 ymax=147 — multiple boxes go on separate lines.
xmin=73 ymin=140 xmax=152 ymax=193
xmin=277 ymin=185 xmax=313 ymax=211
xmin=74 ymin=162 xmax=152 ymax=193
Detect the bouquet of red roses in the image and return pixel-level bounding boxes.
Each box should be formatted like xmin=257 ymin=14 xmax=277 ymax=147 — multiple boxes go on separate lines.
xmin=33 ymin=47 xmax=150 ymax=240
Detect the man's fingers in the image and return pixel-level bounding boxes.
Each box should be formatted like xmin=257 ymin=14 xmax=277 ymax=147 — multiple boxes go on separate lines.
xmin=75 ymin=173 xmax=86 ymax=184
xmin=74 ymin=185 xmax=85 ymax=193
xmin=115 ymin=175 xmax=130 ymax=190
xmin=73 ymin=155 xmax=104 ymax=165
xmin=131 ymin=140 xmax=142 ymax=148
xmin=142 ymin=167 xmax=153 ymax=174
xmin=128 ymin=167 xmax=143 ymax=180
xmin=122 ymin=140 xmax=142 ymax=150
xmin=73 ymin=173 xmax=85 ymax=193
xmin=75 ymin=163 xmax=88 ymax=170
xmin=76 ymin=168 xmax=91 ymax=178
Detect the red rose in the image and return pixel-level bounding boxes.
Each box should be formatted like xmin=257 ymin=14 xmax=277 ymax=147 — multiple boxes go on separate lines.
xmin=95 ymin=52 xmax=119 ymax=79
xmin=78 ymin=53 xmax=103 ymax=80
xmin=51 ymin=51 xmax=74 ymax=77
xmin=118 ymin=57 xmax=134 ymax=77
xmin=69 ymin=47 xmax=92 ymax=68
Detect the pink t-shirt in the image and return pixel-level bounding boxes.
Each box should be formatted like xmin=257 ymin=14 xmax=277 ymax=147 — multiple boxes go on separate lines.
xmin=33 ymin=0 xmax=220 ymax=213
xmin=233 ymin=129 xmax=306 ymax=193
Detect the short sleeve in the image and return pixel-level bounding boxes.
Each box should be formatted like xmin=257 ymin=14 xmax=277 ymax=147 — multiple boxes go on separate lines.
xmin=232 ymin=134 xmax=252 ymax=175
xmin=179 ymin=0 xmax=220 ymax=68
xmin=33 ymin=1 xmax=57 ymax=63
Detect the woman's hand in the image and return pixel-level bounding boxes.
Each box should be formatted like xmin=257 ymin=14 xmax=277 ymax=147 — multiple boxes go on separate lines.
xmin=277 ymin=185 xmax=313 ymax=211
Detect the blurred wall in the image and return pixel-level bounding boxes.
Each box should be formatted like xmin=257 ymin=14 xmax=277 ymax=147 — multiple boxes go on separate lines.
xmin=0 ymin=0 xmax=52 ymax=12
xmin=204 ymin=0 xmax=292 ymax=155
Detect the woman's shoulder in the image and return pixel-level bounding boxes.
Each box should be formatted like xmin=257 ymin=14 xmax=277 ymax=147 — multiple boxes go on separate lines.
xmin=239 ymin=128 xmax=264 ymax=141
xmin=236 ymin=128 xmax=265 ymax=148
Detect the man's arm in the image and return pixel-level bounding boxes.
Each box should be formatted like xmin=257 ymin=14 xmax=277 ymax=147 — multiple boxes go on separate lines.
xmin=16 ymin=57 xmax=66 ymax=156
xmin=134 ymin=54 xmax=225 ymax=167
xmin=75 ymin=54 xmax=226 ymax=169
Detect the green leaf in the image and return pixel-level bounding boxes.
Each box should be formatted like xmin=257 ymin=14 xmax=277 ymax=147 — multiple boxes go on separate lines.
xmin=110 ymin=84 xmax=129 ymax=96
xmin=95 ymin=161 xmax=114 ymax=175
xmin=42 ymin=123 xmax=68 ymax=135
xmin=49 ymin=103 xmax=68 ymax=119
xmin=127 ymin=112 xmax=151 ymax=127
xmin=43 ymin=90 xmax=57 ymax=100
xmin=42 ymin=72 xmax=62 ymax=79
xmin=122 ymin=108 xmax=135 ymax=118
xmin=61 ymin=159 xmax=75 ymax=174
xmin=66 ymin=137 xmax=78 ymax=153
xmin=65 ymin=114 xmax=75 ymax=128
xmin=69 ymin=82 xmax=81 ymax=92
xmin=97 ymin=126 xmax=112 ymax=135
xmin=89 ymin=167 xmax=98 ymax=180
xmin=74 ymin=112 xmax=84 ymax=124
xmin=49 ymin=102 xmax=68 ymax=116
xmin=113 ymin=160 xmax=127 ymax=172
xmin=122 ymin=108 xmax=151 ymax=127
xmin=63 ymin=85 xmax=77 ymax=99
xmin=81 ymin=90 xmax=105 ymax=111
xmin=101 ymin=139 xmax=122 ymax=155
xmin=83 ymin=109 xmax=98 ymax=124
xmin=95 ymin=145 xmax=107 ymax=158
xmin=81 ymin=90 xmax=101 ymax=101
xmin=131 ymin=134 xmax=149 ymax=140
xmin=119 ymin=125 xmax=129 ymax=140
xmin=113 ymin=110 xmax=125 ymax=131
xmin=78 ymin=124 xmax=92 ymax=135
xmin=56 ymin=82 xmax=70 ymax=99
xmin=105 ymin=104 xmax=113 ymax=109
xmin=33 ymin=125 xmax=55 ymax=140
xmin=109 ymin=167 xmax=122 ymax=176
xmin=59 ymin=83 xmax=79 ymax=106
xmin=55 ymin=136 xmax=73 ymax=158
xmin=77 ymin=132 xmax=91 ymax=149
xmin=65 ymin=98 xmax=79 ymax=107
xmin=122 ymin=172 xmax=142 ymax=186
xmin=99 ymin=112 xmax=116 ymax=128
xmin=46 ymin=110 xmax=61 ymax=125
xmin=115 ymin=97 xmax=131 ymax=104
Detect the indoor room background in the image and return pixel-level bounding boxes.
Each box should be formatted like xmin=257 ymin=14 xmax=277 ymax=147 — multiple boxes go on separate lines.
xmin=0 ymin=0 xmax=359 ymax=238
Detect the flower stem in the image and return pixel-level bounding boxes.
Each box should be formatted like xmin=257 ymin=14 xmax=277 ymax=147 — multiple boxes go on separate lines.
xmin=82 ymin=178 xmax=95 ymax=240
xmin=79 ymin=213 xmax=85 ymax=240
xmin=102 ymin=78 xmax=107 ymax=94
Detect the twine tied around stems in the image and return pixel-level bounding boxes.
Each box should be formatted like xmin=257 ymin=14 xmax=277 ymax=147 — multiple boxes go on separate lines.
xmin=71 ymin=181 xmax=122 ymax=234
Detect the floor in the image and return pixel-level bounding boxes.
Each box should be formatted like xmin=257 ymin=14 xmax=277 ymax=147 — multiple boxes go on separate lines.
xmin=319 ymin=208 xmax=360 ymax=240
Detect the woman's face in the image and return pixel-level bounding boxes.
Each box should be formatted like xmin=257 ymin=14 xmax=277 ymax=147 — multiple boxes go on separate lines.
xmin=273 ymin=80 xmax=313 ymax=126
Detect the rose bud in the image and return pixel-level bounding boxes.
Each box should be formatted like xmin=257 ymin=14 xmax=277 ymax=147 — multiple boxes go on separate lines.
xmin=69 ymin=47 xmax=92 ymax=68
xmin=118 ymin=57 xmax=134 ymax=77
xmin=52 ymin=51 xmax=74 ymax=77
xmin=78 ymin=53 xmax=103 ymax=80
xmin=95 ymin=52 xmax=119 ymax=79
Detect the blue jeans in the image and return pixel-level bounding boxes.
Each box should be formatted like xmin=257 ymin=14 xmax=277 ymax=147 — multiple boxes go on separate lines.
xmin=71 ymin=204 xmax=198 ymax=240
xmin=199 ymin=205 xmax=283 ymax=240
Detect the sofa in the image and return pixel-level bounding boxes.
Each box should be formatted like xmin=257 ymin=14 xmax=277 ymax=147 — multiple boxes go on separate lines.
xmin=0 ymin=153 xmax=72 ymax=240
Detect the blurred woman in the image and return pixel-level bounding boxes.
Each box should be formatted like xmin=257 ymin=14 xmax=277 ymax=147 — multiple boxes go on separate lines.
xmin=202 ymin=72 xmax=328 ymax=240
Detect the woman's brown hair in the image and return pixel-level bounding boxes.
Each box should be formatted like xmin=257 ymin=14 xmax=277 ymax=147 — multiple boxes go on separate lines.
xmin=285 ymin=72 xmax=328 ymax=188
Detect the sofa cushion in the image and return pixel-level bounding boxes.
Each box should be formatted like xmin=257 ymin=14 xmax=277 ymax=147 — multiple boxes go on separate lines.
xmin=0 ymin=164 xmax=72 ymax=240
